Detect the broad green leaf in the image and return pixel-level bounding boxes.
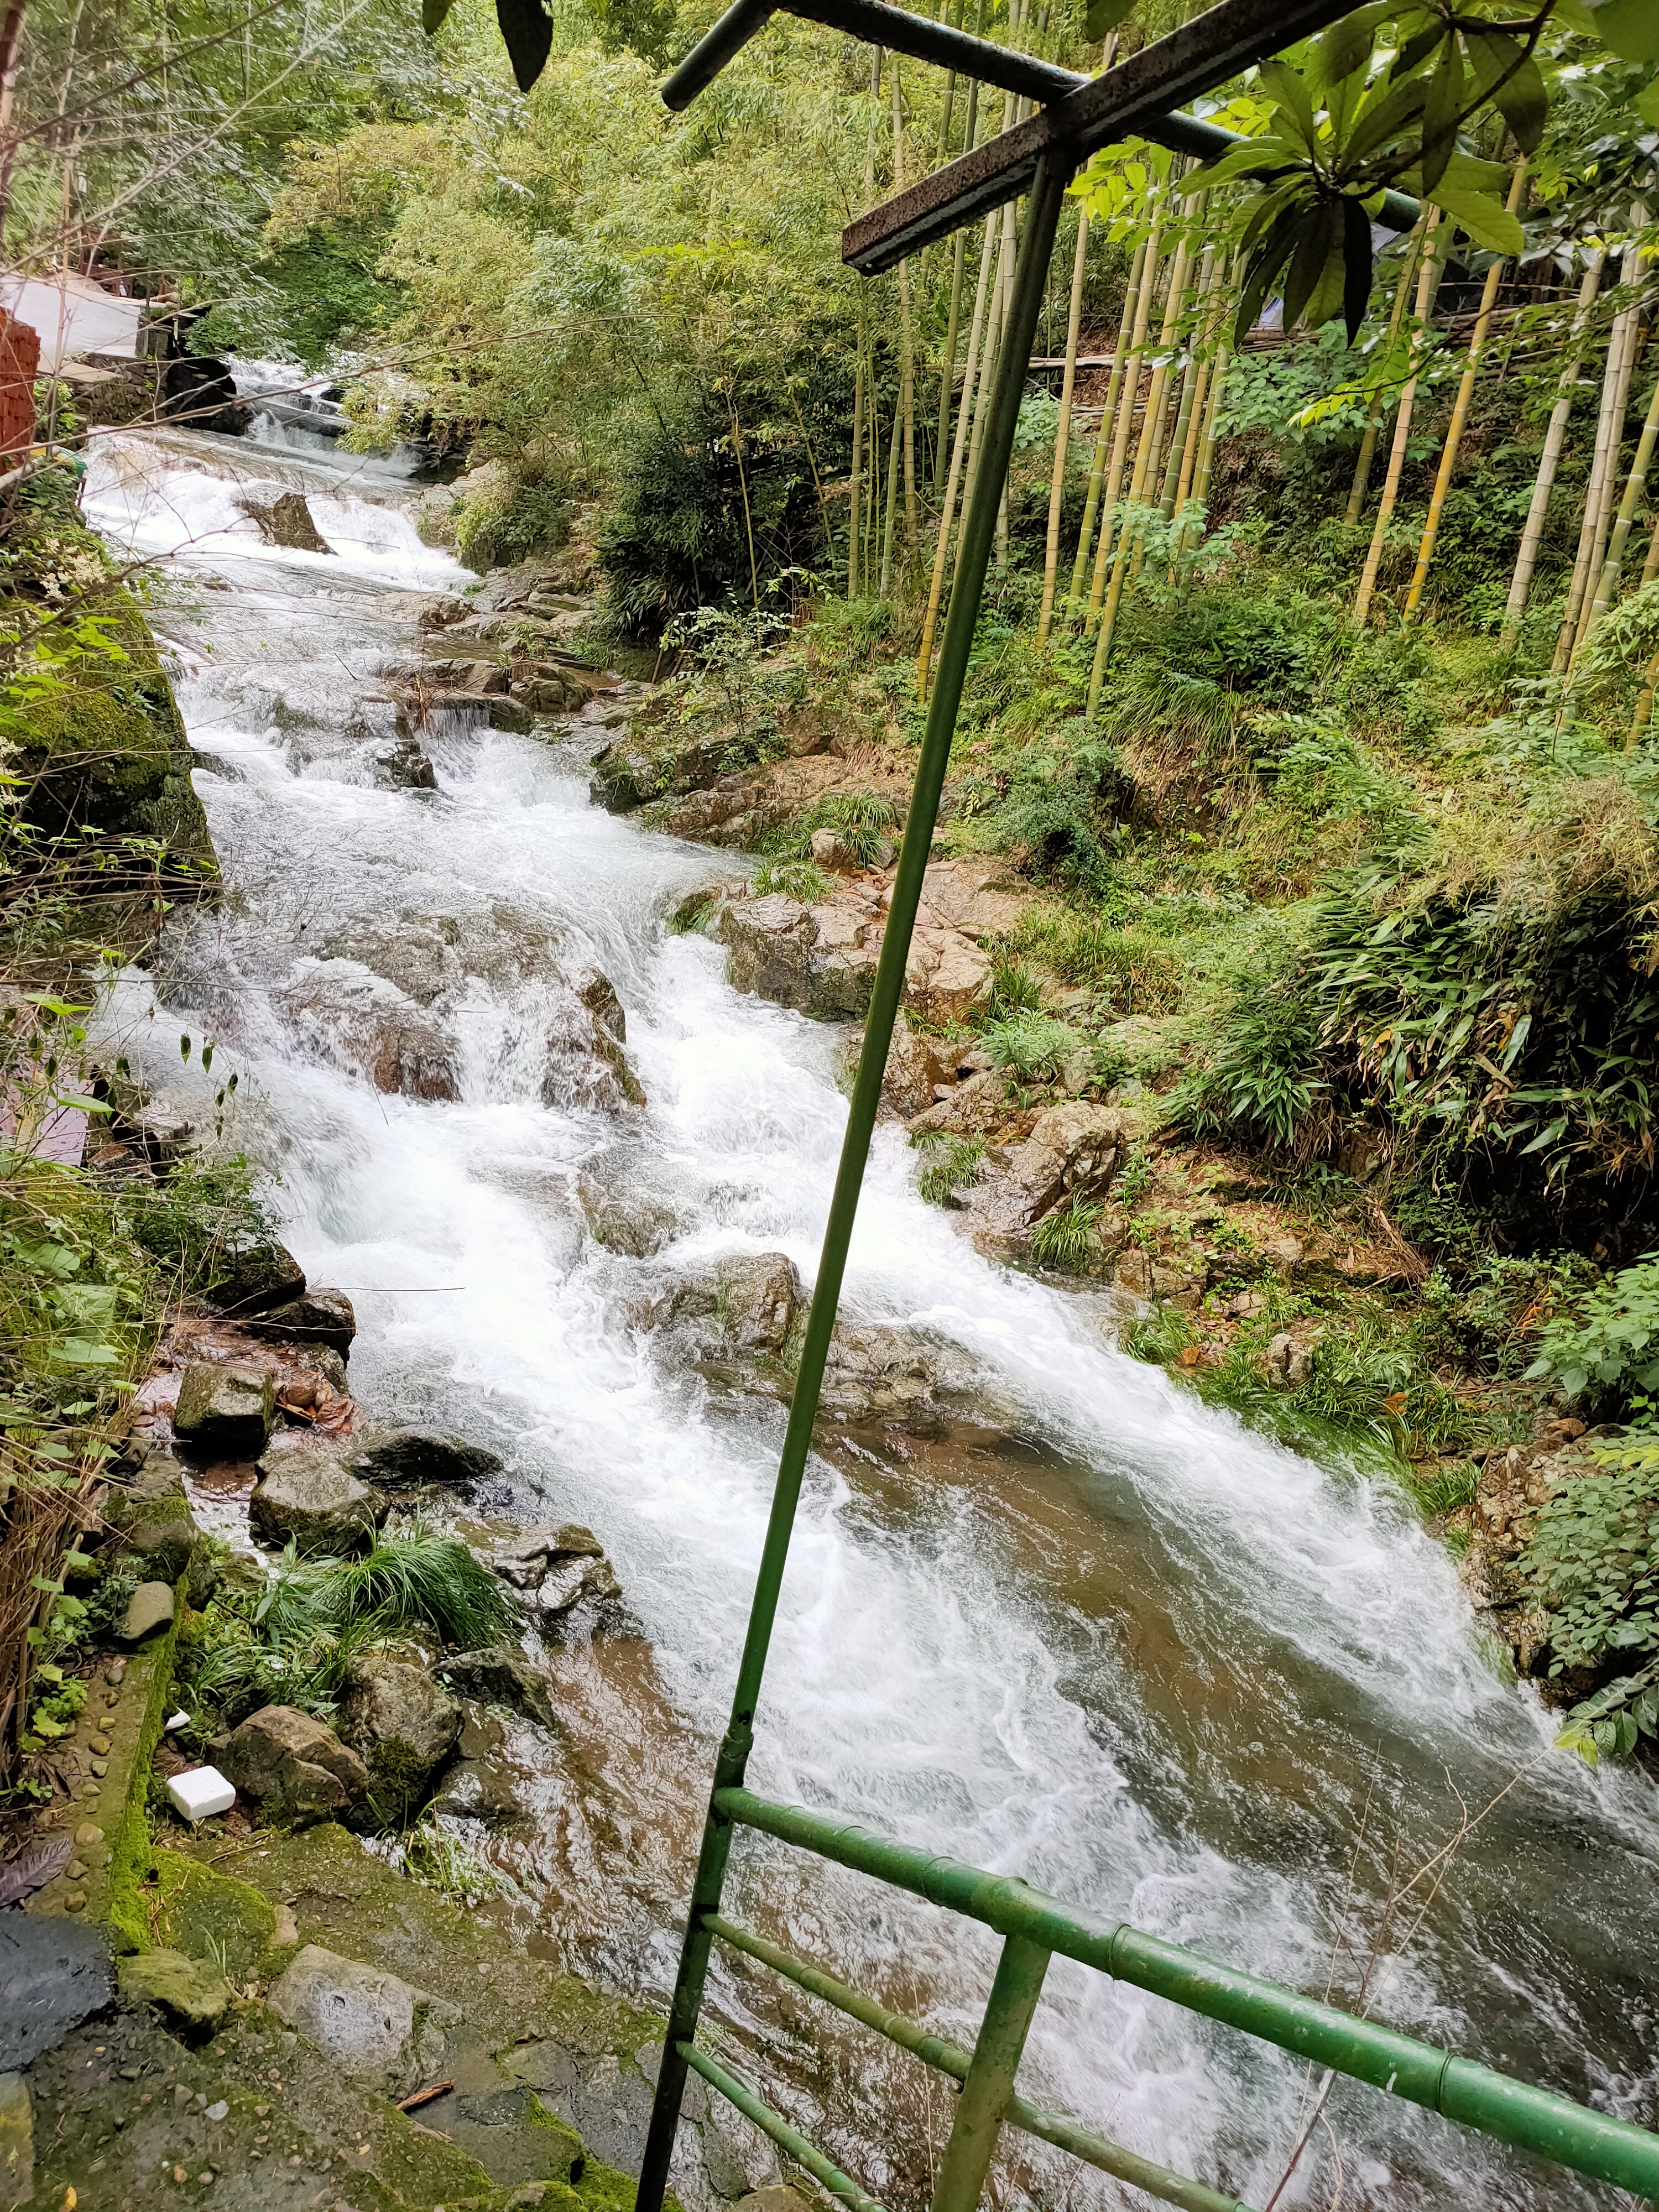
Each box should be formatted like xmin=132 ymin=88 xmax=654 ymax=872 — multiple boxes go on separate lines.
xmin=495 ymin=0 xmax=554 ymax=91
xmin=1341 ymin=75 xmax=1428 ymax=167
xmin=1184 ymin=136 xmax=1305 ymax=193
xmin=1340 ymin=192 xmax=1374 ymax=343
xmin=1636 ymin=78 xmax=1659 ymax=128
xmin=1083 ymin=0 xmax=1137 ymax=40
xmin=1259 ymin=59 xmax=1318 ymax=155
xmin=1283 ymin=200 xmax=1340 ymax=329
xmin=1420 ymin=31 xmax=1463 ymax=194
xmin=421 ymin=0 xmax=454 ymax=30
xmin=1314 ymin=4 xmax=1390 ymax=93
xmin=1465 ymin=29 xmax=1547 ymax=154
xmin=1427 ymin=181 xmax=1523 ymax=257
xmin=1580 ymin=0 xmax=1659 ymax=64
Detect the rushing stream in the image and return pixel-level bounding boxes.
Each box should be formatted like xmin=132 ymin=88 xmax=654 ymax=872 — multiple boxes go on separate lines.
xmin=83 ymin=411 xmax=1659 ymax=2211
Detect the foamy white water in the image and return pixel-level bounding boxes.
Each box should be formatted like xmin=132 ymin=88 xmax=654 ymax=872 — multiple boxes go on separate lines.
xmin=84 ymin=424 xmax=1659 ymax=2210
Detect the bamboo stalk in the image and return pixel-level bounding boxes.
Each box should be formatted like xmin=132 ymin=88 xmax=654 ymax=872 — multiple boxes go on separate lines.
xmin=1500 ymin=249 xmax=1605 ymax=647
xmin=1568 ymin=233 xmax=1647 ymax=662
xmin=848 ymin=296 xmax=868 ymax=595
xmin=1159 ymin=243 xmax=1217 ymax=520
xmin=1104 ymin=234 xmax=1190 ymax=612
xmin=1577 ymin=371 xmax=1659 ymax=650
xmin=1404 ymin=163 xmax=1527 ymax=618
xmin=1083 ymin=222 xmax=1162 ymax=620
xmin=917 ymin=217 xmax=999 ymax=697
xmin=1345 ymin=222 xmax=1426 ymax=525
xmin=1556 ymin=226 xmax=1644 ymax=670
xmin=1036 ymin=206 xmax=1089 ymax=648
xmin=878 ymin=392 xmax=902 ymax=596
xmin=1064 ymin=235 xmax=1148 ymax=619
xmin=891 ymin=61 xmax=917 ymax=574
xmin=1353 ymin=210 xmax=1448 ymax=628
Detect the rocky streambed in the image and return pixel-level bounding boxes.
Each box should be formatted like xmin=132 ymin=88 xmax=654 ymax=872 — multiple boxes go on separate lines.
xmin=21 ymin=417 xmax=1657 ymax=2212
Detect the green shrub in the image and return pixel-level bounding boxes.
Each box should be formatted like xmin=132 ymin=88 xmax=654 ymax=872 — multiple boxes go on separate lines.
xmin=1292 ymin=1324 xmax=1413 ymax=1445
xmin=1124 ymin=1305 xmax=1199 ymax=1365
xmin=1407 ymin=1459 xmax=1479 ymax=1519
xmin=1175 ymin=945 xmax=1323 ymax=1151
xmin=1030 ymin=1197 xmax=1103 ymax=1270
xmin=1524 ymin=1256 xmax=1659 ymax=1409
xmin=987 ymin=955 xmax=1046 ymax=1016
xmin=263 ymin=1519 xmax=517 ymax=1648
xmin=980 ymin=1012 xmax=1081 ymax=1084
xmin=1522 ymin=1433 xmax=1659 ymax=1678
xmin=911 ymin=1132 xmax=987 ymax=1207
xmin=808 ymin=790 xmax=898 ymax=865
xmin=754 ymin=855 xmax=830 ymax=902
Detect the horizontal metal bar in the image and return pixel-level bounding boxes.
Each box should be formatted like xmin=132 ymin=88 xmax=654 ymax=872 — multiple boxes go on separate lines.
xmin=842 ymin=0 xmax=1411 ymax=271
xmin=714 ymin=1787 xmax=1659 ymax=2202
xmin=678 ymin=2039 xmax=886 ymax=2212
xmin=662 ymin=0 xmax=776 ymax=109
xmin=706 ymin=1914 xmax=1258 ymax=2212
xmin=664 ymin=0 xmax=1420 ymax=269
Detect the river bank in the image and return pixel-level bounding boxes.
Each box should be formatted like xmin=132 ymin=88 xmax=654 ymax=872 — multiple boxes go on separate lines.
xmin=4 ymin=416 xmax=1658 ymax=2212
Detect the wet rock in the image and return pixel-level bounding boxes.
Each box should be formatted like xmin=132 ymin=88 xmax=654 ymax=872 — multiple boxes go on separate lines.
xmin=0 ymin=2072 xmax=30 ymax=2206
xmin=817 ymin=1320 xmax=987 ymax=1434
xmin=490 ymin=696 xmax=534 ymax=734
xmin=268 ymin=1945 xmax=461 ymax=2098
xmin=1112 ymin=1248 xmax=1202 ymax=1305
xmin=373 ymin=735 xmax=437 ymax=790
xmin=106 ymin=1449 xmax=200 ymax=1583
xmin=241 ymin=491 xmax=332 ymax=553
xmin=343 ymin=1426 xmax=502 ymax=1489
xmin=577 ymin=1177 xmax=682 ymax=1257
xmin=0 ymin=1914 xmax=113 ymax=2071
xmin=440 ymin=1646 xmax=560 ymax=1731
xmin=906 ymin=1070 xmax=1010 ymax=1139
xmin=1265 ymin=1332 xmax=1313 ymax=1387
xmin=542 ymin=966 xmax=647 ymax=1113
xmin=510 ymin=667 xmax=589 ymax=713
xmin=119 ymin=1580 xmax=176 ymax=1643
xmin=117 ymin=1948 xmax=232 ymax=2035
xmin=324 ymin=916 xmax=457 ymax=1006
xmin=237 ymin=1287 xmax=357 ymax=1358
xmin=639 ymin=1252 xmax=802 ymax=1375
xmin=250 ymin=1441 xmax=387 ymax=1552
xmin=220 ymin=1705 xmax=371 ymax=1823
xmin=488 ymin=1526 xmax=620 ymax=1615
xmin=203 ymin=1234 xmax=306 ymax=1318
xmin=173 ymin=1361 xmax=275 ymax=1455
xmin=714 ymin=886 xmax=992 ymax=1026
xmin=878 ymin=1024 xmax=957 ymax=1119
xmin=335 ymin=1653 xmax=461 ymax=1811
xmin=962 ymin=1103 xmax=1141 ymax=1252
xmin=428 ymin=1756 xmax=527 ymax=1825
xmin=589 ymin=740 xmax=662 ymax=813
xmin=285 ymin=963 xmax=460 ymax=1100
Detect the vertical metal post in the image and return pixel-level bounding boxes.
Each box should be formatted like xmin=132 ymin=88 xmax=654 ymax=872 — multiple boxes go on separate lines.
xmin=930 ymin=1934 xmax=1052 ymax=2212
xmin=634 ymin=147 xmax=1072 ymax=2212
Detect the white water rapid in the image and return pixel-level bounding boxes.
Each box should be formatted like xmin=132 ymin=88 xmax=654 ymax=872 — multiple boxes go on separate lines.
xmin=84 ymin=421 xmax=1659 ymax=2212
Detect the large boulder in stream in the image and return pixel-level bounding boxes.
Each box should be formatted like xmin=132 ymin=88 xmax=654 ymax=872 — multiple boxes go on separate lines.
xmin=635 ymin=1251 xmax=1005 ymax=1436
xmin=713 ymin=886 xmax=992 ymax=1026
xmin=959 ymin=1102 xmax=1144 ymax=1255
xmin=240 ymin=491 xmax=332 ymax=554
xmin=334 ymin=1652 xmax=461 ymax=1815
xmin=250 ymin=1436 xmax=388 ymax=1553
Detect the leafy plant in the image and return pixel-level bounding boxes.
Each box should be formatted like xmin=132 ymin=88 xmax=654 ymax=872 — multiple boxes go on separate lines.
xmin=402 ymin=1808 xmax=515 ymax=1906
xmin=1524 ymin=1255 xmax=1659 ymax=1408
xmin=1522 ymin=1433 xmax=1659 ymax=1680
xmin=1125 ymin=1305 xmax=1200 ymax=1366
xmin=911 ymin=1132 xmax=987 ymax=1208
xmin=261 ymin=1520 xmax=517 ymax=1649
xmin=753 ymin=855 xmax=830 ymax=902
xmin=980 ymin=1013 xmax=1083 ymax=1085
xmin=1030 ymin=1197 xmax=1104 ymax=1270
xmin=1176 ymin=945 xmax=1324 ymax=1151
xmin=807 ymin=790 xmax=899 ymax=867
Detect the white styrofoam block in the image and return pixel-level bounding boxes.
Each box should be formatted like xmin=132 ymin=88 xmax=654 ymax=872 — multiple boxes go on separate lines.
xmin=167 ymin=1766 xmax=235 ymax=1823
xmin=164 ymin=1709 xmax=190 ymax=1732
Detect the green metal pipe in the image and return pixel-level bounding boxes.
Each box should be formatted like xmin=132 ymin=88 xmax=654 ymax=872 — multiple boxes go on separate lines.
xmin=679 ymin=2041 xmax=887 ymax=2212
xmin=930 ymin=1932 xmax=1051 ymax=2212
xmin=713 ymin=1787 xmax=1659 ymax=2203
xmin=705 ymin=1913 xmax=1258 ymax=2212
xmin=634 ymin=148 xmax=1072 ymax=2212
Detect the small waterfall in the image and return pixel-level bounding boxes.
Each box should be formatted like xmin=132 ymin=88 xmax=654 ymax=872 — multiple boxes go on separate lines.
xmin=84 ymin=419 xmax=1659 ymax=2212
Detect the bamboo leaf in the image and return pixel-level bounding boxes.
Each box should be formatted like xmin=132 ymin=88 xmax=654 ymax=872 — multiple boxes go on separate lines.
xmin=495 ymin=0 xmax=554 ymax=91
xmin=1427 ymin=181 xmax=1522 ymax=257
xmin=1420 ymin=33 xmax=1463 ymax=194
xmin=1083 ymin=0 xmax=1138 ymax=40
xmin=1340 ymin=193 xmax=1374 ymax=343
xmin=421 ymin=0 xmax=454 ymax=31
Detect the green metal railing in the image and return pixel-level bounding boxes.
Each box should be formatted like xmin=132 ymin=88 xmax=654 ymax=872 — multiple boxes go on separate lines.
xmin=633 ymin=4 xmax=1659 ymax=2209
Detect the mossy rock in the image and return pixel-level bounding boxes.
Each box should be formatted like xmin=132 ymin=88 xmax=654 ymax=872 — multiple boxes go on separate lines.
xmin=152 ymin=1846 xmax=276 ymax=1980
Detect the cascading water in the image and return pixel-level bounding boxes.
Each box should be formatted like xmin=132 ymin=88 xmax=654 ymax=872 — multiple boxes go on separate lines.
xmin=83 ymin=421 xmax=1659 ymax=2210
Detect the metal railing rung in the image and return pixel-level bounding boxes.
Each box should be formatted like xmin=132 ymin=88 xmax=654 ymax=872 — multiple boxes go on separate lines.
xmin=712 ymin=1787 xmax=1659 ymax=2203
xmin=678 ymin=2039 xmax=887 ymax=2212
xmin=706 ymin=1913 xmax=1258 ymax=2212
